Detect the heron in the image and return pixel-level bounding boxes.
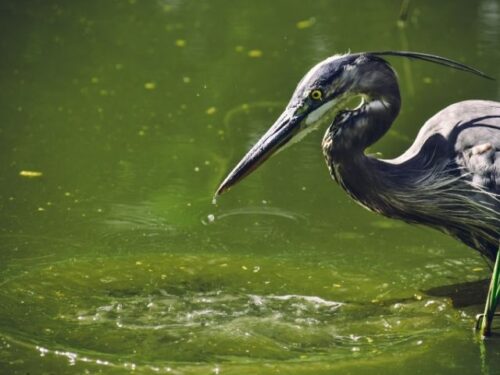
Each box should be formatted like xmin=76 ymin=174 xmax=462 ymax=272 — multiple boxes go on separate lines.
xmin=215 ymin=51 xmax=500 ymax=337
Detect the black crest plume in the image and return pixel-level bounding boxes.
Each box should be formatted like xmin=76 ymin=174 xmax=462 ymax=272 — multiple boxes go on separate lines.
xmin=367 ymin=51 xmax=493 ymax=80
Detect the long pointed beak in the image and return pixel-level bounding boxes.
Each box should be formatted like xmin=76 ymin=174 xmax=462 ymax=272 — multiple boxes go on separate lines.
xmin=216 ymin=108 xmax=301 ymax=196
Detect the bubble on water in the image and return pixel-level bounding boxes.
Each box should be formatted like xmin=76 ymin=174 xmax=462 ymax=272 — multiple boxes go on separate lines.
xmin=201 ymin=213 xmax=216 ymax=225
xmin=37 ymin=346 xmax=49 ymax=357
xmin=55 ymin=350 xmax=78 ymax=366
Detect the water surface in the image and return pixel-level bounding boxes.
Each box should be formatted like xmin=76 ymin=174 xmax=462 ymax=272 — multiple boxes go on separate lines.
xmin=1 ymin=1 xmax=500 ymax=374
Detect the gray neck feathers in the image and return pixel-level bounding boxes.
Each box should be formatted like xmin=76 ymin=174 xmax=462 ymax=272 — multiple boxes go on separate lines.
xmin=322 ymin=59 xmax=402 ymax=187
xmin=325 ymin=141 xmax=499 ymax=259
xmin=324 ymin=59 xmax=401 ymax=156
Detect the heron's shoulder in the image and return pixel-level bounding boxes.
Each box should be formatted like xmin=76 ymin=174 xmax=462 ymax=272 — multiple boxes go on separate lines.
xmin=437 ymin=100 xmax=500 ymax=113
xmin=436 ymin=100 xmax=500 ymax=193
xmin=410 ymin=100 xmax=500 ymax=148
xmin=423 ymin=100 xmax=500 ymax=134
xmin=388 ymin=100 xmax=500 ymax=165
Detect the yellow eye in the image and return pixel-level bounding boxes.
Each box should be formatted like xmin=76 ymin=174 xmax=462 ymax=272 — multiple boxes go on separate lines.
xmin=310 ymin=89 xmax=323 ymax=101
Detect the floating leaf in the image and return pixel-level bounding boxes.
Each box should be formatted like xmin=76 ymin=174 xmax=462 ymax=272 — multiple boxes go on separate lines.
xmin=175 ymin=39 xmax=186 ymax=47
xmin=296 ymin=17 xmax=316 ymax=29
xmin=19 ymin=170 xmax=43 ymax=178
xmin=206 ymin=107 xmax=217 ymax=115
xmin=248 ymin=49 xmax=263 ymax=58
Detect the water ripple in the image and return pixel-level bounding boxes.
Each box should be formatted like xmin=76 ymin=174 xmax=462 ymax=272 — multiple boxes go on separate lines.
xmin=213 ymin=206 xmax=307 ymax=223
xmin=0 ymin=253 xmax=471 ymax=370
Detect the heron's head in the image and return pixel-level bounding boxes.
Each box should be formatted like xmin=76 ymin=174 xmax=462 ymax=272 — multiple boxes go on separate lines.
xmin=215 ymin=51 xmax=491 ymax=196
xmin=216 ymin=53 xmax=371 ymax=195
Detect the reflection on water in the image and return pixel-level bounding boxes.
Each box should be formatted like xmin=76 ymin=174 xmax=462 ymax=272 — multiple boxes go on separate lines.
xmin=477 ymin=0 xmax=500 ymax=55
xmin=104 ymin=202 xmax=174 ymax=231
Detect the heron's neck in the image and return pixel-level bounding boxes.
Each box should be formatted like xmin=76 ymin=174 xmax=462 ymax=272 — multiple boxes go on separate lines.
xmin=325 ymin=153 xmax=405 ymax=217
xmin=322 ymin=87 xmax=402 ymax=215
xmin=326 ymin=92 xmax=401 ymax=155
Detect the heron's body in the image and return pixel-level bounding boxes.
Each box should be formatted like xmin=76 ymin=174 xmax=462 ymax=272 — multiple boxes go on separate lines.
xmin=323 ymin=99 xmax=500 ymax=261
xmin=216 ymin=51 xmax=500 ymax=336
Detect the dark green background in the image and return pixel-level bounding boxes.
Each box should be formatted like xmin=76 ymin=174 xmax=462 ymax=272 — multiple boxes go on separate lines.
xmin=1 ymin=1 xmax=500 ymax=373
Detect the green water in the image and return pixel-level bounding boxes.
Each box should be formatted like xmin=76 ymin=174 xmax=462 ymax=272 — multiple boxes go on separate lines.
xmin=1 ymin=1 xmax=500 ymax=374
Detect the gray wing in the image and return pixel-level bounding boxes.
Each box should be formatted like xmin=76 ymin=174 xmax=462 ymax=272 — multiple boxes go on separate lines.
xmin=388 ymin=100 xmax=500 ymax=259
xmin=452 ymin=112 xmax=500 ymax=194
xmin=393 ymin=100 xmax=500 ymax=193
